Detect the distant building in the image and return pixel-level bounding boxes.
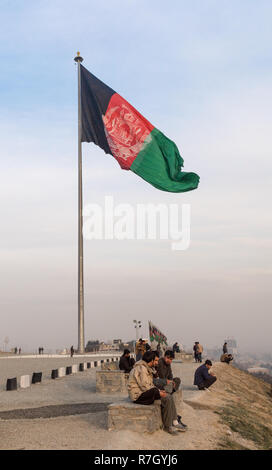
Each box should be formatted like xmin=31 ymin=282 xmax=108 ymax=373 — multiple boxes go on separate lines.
xmin=119 ymin=340 xmax=135 ymax=352
xmin=98 ymin=342 xmax=112 ymax=351
xmin=99 ymin=342 xmax=120 ymax=351
xmin=113 ymin=339 xmax=122 ymax=345
xmin=85 ymin=340 xmax=100 ymax=352
xmin=248 ymin=367 xmax=271 ymax=375
xmin=86 ymin=339 xmax=135 ymax=352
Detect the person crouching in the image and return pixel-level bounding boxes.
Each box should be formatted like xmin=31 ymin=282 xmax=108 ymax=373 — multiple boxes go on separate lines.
xmin=127 ymin=350 xmax=185 ymax=435
xmin=220 ymin=353 xmax=233 ymax=365
xmin=194 ymin=359 xmax=217 ymax=390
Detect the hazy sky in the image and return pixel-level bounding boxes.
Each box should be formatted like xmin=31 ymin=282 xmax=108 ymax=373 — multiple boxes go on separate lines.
xmin=0 ymin=0 xmax=271 ymax=353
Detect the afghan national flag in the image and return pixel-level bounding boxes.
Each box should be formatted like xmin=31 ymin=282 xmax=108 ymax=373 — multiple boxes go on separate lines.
xmin=80 ymin=65 xmax=199 ymax=192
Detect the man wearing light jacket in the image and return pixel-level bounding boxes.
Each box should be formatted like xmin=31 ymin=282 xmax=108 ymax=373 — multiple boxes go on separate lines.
xmin=127 ymin=350 xmax=186 ymax=435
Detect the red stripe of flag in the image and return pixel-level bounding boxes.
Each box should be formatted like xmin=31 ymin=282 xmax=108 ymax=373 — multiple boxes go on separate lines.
xmin=102 ymin=93 xmax=155 ymax=170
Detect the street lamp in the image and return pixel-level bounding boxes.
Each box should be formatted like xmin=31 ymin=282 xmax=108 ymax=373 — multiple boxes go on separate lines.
xmin=4 ymin=337 xmax=9 ymax=353
xmin=133 ymin=320 xmax=142 ymax=341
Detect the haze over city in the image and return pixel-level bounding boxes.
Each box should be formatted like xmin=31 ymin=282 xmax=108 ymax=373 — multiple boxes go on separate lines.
xmin=0 ymin=1 xmax=271 ymax=354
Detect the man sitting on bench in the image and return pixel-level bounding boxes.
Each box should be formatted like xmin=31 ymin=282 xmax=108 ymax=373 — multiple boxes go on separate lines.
xmin=127 ymin=350 xmax=186 ymax=435
xmin=119 ymin=349 xmax=135 ymax=373
xmin=153 ymin=351 xmax=187 ymax=430
xmin=156 ymin=350 xmax=181 ymax=393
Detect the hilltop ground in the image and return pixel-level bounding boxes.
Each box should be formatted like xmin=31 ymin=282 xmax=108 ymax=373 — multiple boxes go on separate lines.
xmin=184 ymin=362 xmax=272 ymax=450
xmin=0 ymin=362 xmax=271 ymax=450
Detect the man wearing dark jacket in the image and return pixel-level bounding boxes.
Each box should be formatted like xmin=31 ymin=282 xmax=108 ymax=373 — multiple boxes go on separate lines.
xmin=119 ymin=349 xmax=135 ymax=373
xmin=172 ymin=342 xmax=180 ymax=353
xmin=155 ymin=350 xmax=186 ymax=429
xmin=194 ymin=360 xmax=217 ymax=390
xmin=157 ymin=350 xmax=181 ymax=392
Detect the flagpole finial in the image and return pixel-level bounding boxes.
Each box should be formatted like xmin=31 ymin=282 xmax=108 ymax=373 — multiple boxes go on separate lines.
xmin=74 ymin=51 xmax=83 ymax=63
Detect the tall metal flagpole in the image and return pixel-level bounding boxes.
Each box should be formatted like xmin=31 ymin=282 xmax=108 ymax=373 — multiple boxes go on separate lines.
xmin=74 ymin=52 xmax=84 ymax=354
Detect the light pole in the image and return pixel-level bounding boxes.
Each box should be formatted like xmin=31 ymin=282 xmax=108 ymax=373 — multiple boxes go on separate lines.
xmin=4 ymin=337 xmax=9 ymax=353
xmin=133 ymin=320 xmax=142 ymax=341
xmin=74 ymin=51 xmax=85 ymax=354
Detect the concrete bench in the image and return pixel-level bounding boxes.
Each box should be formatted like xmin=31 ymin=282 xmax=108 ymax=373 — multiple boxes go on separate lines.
xmin=108 ymin=390 xmax=183 ymax=433
xmin=108 ymin=398 xmax=163 ymax=433
xmin=96 ymin=370 xmax=129 ymax=394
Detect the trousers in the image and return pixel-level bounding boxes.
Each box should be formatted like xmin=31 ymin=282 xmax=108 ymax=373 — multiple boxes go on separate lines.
xmin=134 ymin=387 xmax=177 ymax=428
xmin=198 ymin=376 xmax=217 ymax=390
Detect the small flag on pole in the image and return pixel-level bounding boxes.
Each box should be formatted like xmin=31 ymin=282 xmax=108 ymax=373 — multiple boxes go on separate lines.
xmin=80 ymin=65 xmax=200 ymax=193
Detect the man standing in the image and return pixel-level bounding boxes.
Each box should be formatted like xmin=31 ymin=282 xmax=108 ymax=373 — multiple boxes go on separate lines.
xmin=119 ymin=349 xmax=135 ymax=373
xmin=135 ymin=338 xmax=146 ymax=361
xmin=193 ymin=342 xmax=198 ymax=362
xmin=194 ymin=359 xmax=217 ymax=390
xmin=128 ymin=350 xmax=185 ymax=435
xmin=156 ymin=343 xmax=162 ymax=357
xmin=70 ymin=346 xmax=74 ymax=358
xmin=172 ymin=342 xmax=180 ymax=353
xmin=196 ymin=342 xmax=203 ymax=362
xmin=223 ymin=342 xmax=228 ymax=354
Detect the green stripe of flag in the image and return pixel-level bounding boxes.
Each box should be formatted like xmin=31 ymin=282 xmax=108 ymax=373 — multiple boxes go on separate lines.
xmin=131 ymin=128 xmax=199 ymax=193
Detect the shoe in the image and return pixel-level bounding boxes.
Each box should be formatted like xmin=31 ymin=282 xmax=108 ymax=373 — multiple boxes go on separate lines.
xmin=173 ymin=422 xmax=187 ymax=432
xmin=177 ymin=416 xmax=188 ymax=428
xmin=164 ymin=427 xmax=179 ymax=435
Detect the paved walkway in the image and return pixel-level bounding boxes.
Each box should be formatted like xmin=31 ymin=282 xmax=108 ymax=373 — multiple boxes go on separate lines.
xmin=0 ymin=358 xmax=201 ymax=413
xmin=0 ymin=353 xmax=120 ymax=390
xmin=175 ymin=361 xmax=202 ymax=400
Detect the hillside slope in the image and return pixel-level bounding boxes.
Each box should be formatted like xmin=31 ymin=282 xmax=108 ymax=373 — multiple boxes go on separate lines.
xmin=185 ymin=362 xmax=272 ymax=450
